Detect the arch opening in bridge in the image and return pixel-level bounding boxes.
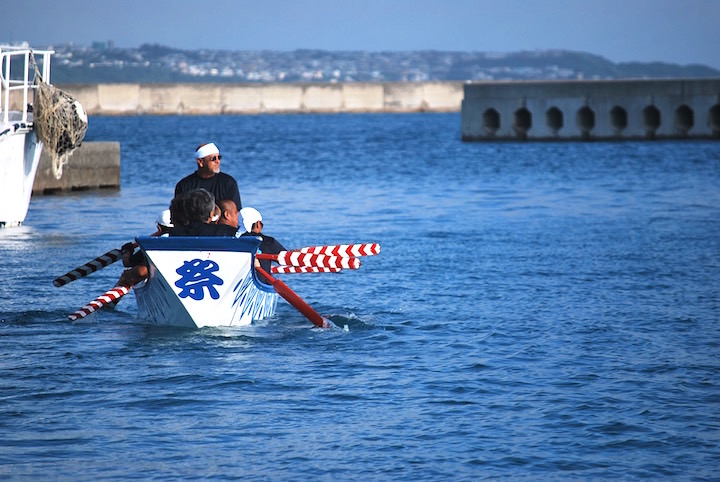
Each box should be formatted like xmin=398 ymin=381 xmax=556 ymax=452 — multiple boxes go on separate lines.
xmin=643 ymin=105 xmax=661 ymax=138
xmin=514 ymin=107 xmax=532 ymax=139
xmin=576 ymin=106 xmax=595 ymax=139
xmin=483 ymin=108 xmax=500 ymax=135
xmin=674 ymin=104 xmax=694 ymax=135
xmin=710 ymin=104 xmax=720 ymax=137
xmin=546 ymin=107 xmax=563 ymax=134
xmin=610 ymin=106 xmax=628 ymax=133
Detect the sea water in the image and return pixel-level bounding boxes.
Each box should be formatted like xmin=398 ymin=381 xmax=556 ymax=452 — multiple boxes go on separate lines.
xmin=1 ymin=113 xmax=719 ymax=480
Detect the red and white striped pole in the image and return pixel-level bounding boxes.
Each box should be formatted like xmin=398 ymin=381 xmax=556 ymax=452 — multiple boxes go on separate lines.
xmin=257 ymin=252 xmax=360 ymax=269
xmin=294 ymin=243 xmax=380 ymax=257
xmin=271 ymin=265 xmax=343 ymax=274
xmin=68 ymin=286 xmax=130 ymax=321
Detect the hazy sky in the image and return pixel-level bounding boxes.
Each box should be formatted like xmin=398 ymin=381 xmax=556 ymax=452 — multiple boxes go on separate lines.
xmin=3 ymin=0 xmax=719 ymax=69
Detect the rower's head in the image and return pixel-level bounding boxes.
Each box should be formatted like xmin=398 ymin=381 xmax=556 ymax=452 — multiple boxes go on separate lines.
xmin=155 ymin=209 xmax=174 ymax=235
xmin=240 ymin=207 xmax=263 ymax=234
xmin=218 ymin=199 xmax=239 ymax=228
xmin=195 ymin=142 xmax=221 ymax=178
xmin=185 ymin=188 xmax=216 ymax=224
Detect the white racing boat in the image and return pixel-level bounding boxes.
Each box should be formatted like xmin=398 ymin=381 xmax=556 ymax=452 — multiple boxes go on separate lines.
xmin=133 ymin=236 xmax=279 ymax=328
xmin=0 ymin=45 xmax=53 ymax=227
xmin=60 ymin=238 xmax=379 ymax=329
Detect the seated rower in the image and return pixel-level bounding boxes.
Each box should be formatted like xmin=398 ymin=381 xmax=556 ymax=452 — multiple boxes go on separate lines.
xmin=217 ymin=199 xmax=240 ymax=232
xmin=154 ymin=209 xmax=174 ymax=237
xmin=239 ymin=207 xmax=286 ymax=282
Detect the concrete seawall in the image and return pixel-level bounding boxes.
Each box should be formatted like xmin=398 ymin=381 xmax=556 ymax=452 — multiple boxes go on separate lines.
xmin=50 ymin=82 xmax=464 ymax=115
xmin=33 ymin=142 xmax=121 ymax=194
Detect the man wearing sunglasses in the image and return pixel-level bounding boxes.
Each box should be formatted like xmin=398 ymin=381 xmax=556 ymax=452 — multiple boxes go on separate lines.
xmin=174 ymin=142 xmax=242 ymax=211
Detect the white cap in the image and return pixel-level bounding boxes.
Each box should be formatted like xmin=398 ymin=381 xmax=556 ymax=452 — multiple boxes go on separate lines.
xmin=195 ymin=143 xmax=219 ymax=159
xmin=240 ymin=207 xmax=262 ymax=233
xmin=156 ymin=209 xmax=173 ymax=228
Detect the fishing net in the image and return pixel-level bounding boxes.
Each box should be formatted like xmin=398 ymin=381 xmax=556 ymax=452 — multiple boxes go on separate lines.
xmin=32 ymin=61 xmax=88 ymax=179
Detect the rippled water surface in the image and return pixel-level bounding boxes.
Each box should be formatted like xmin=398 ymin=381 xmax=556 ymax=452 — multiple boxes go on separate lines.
xmin=1 ymin=114 xmax=719 ymax=480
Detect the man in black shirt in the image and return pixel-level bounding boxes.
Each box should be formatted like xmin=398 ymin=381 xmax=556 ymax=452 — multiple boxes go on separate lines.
xmin=174 ymin=143 xmax=242 ymax=210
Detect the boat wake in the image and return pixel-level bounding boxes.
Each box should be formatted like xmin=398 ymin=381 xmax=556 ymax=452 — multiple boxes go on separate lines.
xmin=324 ymin=312 xmax=374 ymax=332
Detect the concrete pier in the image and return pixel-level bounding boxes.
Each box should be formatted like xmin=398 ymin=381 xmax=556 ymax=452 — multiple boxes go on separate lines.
xmin=33 ymin=142 xmax=121 ymax=194
xmin=462 ymin=79 xmax=720 ymax=141
xmin=50 ymin=82 xmax=464 ymax=115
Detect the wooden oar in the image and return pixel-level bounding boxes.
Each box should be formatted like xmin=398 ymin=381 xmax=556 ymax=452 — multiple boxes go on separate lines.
xmin=257 ymin=252 xmax=360 ymax=269
xmin=54 ymin=242 xmax=138 ymax=287
xmin=255 ymin=265 xmax=330 ymax=328
xmin=294 ymin=243 xmax=380 ymax=257
xmin=68 ymin=285 xmax=131 ymax=321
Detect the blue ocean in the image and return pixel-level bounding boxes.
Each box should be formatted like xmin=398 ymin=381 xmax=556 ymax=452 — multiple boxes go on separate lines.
xmin=1 ymin=113 xmax=719 ymax=480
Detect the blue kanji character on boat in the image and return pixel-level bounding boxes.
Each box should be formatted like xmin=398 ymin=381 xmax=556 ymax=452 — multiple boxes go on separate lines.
xmin=175 ymin=259 xmax=224 ymax=300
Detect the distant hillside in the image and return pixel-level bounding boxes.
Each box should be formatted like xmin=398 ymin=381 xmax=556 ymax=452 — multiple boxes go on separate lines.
xmin=37 ymin=43 xmax=720 ymax=84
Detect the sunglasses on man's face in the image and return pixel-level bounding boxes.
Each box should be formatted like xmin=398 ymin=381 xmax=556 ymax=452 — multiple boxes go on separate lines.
xmin=205 ymin=155 xmax=222 ymax=162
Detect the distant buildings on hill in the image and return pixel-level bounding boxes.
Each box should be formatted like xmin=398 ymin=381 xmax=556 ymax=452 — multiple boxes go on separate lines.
xmin=11 ymin=42 xmax=720 ymax=84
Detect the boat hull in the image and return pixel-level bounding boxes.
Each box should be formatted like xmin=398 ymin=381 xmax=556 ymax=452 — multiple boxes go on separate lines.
xmin=134 ymin=236 xmax=278 ymax=328
xmin=1 ymin=46 xmax=54 ymax=227
xmin=0 ymin=124 xmax=43 ymax=227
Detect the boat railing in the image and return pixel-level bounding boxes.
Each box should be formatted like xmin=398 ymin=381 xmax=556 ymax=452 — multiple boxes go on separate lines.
xmin=0 ymin=46 xmax=54 ymax=124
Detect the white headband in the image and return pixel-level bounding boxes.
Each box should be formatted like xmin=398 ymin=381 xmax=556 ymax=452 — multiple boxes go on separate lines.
xmin=195 ymin=143 xmax=219 ymax=159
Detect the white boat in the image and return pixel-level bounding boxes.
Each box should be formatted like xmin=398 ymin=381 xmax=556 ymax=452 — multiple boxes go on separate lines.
xmin=0 ymin=45 xmax=53 ymax=227
xmin=63 ymin=239 xmax=377 ymax=327
xmin=133 ymin=235 xmax=279 ymax=328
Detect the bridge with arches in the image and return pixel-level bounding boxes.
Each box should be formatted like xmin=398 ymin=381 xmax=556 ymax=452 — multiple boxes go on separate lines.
xmin=461 ymin=79 xmax=720 ymax=141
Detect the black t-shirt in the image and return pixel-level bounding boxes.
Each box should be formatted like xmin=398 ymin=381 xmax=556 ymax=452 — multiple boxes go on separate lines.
xmin=174 ymin=172 xmax=242 ymax=209
xmin=241 ymin=232 xmax=286 ymax=282
xmin=258 ymin=234 xmax=286 ymax=258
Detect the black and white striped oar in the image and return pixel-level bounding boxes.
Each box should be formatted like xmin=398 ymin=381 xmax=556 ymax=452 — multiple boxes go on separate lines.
xmin=53 ymin=242 xmax=137 ymax=287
